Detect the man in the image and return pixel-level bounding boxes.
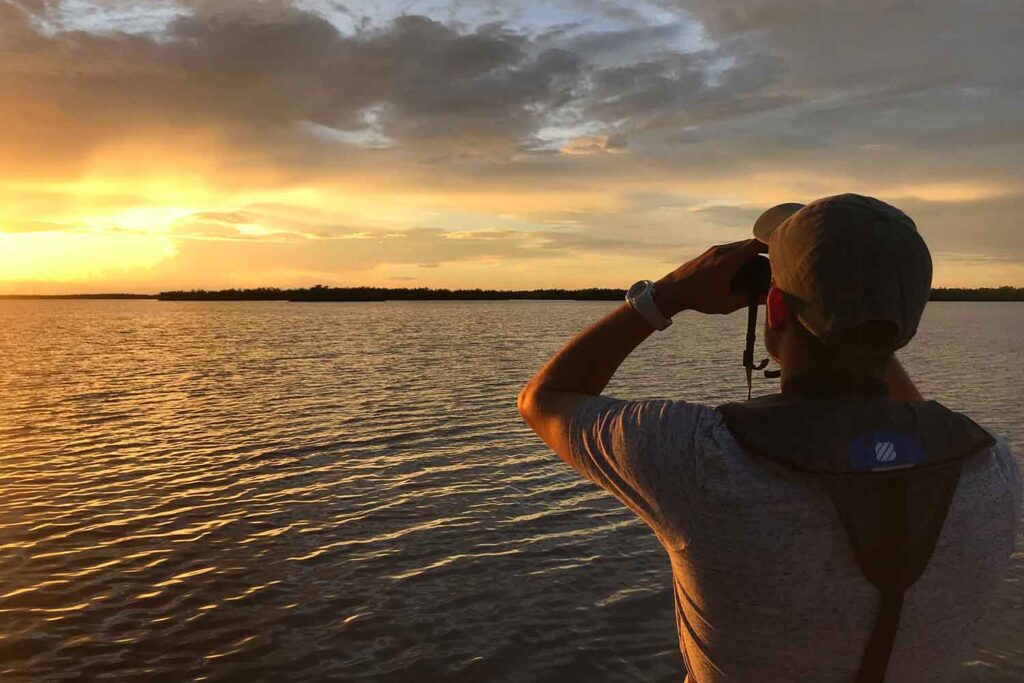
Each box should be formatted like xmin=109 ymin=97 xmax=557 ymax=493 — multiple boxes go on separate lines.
xmin=518 ymin=194 xmax=1020 ymax=682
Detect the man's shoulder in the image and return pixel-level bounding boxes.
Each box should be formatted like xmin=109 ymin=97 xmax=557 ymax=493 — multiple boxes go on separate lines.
xmin=621 ymin=397 xmax=723 ymax=446
xmin=570 ymin=396 xmax=725 ymax=470
xmin=576 ymin=395 xmax=719 ymax=431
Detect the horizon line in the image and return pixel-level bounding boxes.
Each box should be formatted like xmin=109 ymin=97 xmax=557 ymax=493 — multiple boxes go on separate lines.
xmin=3 ymin=284 xmax=1024 ymax=302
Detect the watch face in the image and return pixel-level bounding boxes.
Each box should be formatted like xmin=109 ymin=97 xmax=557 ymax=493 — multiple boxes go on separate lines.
xmin=627 ymin=280 xmax=650 ymax=299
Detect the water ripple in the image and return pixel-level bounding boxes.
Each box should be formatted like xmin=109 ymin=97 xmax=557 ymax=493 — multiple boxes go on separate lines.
xmin=0 ymin=300 xmax=1020 ymax=681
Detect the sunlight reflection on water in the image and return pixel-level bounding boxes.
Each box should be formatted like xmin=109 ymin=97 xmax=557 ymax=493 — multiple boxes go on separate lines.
xmin=0 ymin=300 xmax=1020 ymax=681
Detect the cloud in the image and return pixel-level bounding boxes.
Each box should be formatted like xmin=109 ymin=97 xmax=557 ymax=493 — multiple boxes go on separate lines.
xmin=0 ymin=7 xmax=591 ymax=177
xmin=558 ymin=21 xmax=687 ymax=60
xmin=560 ymin=133 xmax=628 ymax=155
xmin=690 ymin=204 xmax=762 ymax=227
xmin=188 ymin=211 xmax=254 ymax=224
xmin=6 ymin=1 xmax=1018 ymax=185
xmin=0 ymin=3 xmax=793 ymax=178
xmin=102 ymin=217 xmax=698 ymax=291
xmin=0 ymin=220 xmax=71 ymax=233
xmin=1 ymin=0 xmax=1023 ymax=289
xmin=680 ymin=0 xmax=1021 ymax=89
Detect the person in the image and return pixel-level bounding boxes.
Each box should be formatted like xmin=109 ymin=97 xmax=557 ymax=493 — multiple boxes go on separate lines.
xmin=517 ymin=193 xmax=1021 ymax=682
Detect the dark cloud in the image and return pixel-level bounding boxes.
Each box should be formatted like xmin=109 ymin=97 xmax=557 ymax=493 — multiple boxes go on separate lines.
xmin=0 ymin=6 xmax=590 ymax=173
xmin=5 ymin=0 xmax=55 ymax=19
xmin=586 ymin=52 xmax=708 ymax=122
xmin=0 ymin=2 xmax=789 ymax=177
xmin=679 ymin=0 xmax=1022 ymax=91
xmin=559 ymin=22 xmax=685 ymax=57
xmin=3 ymin=0 xmax=1021 ymax=169
xmin=654 ymin=0 xmax=1024 ymax=148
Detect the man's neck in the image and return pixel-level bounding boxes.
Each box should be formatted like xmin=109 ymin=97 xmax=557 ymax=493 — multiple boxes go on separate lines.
xmin=780 ymin=370 xmax=888 ymax=397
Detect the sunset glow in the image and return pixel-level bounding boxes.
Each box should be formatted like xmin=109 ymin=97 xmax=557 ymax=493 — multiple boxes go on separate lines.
xmin=2 ymin=1 xmax=1022 ymax=292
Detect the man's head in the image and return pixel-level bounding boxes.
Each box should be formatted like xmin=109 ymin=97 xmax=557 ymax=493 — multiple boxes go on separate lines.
xmin=754 ymin=194 xmax=933 ymax=380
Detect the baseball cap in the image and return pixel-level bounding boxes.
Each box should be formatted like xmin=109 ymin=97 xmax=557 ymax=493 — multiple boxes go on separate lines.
xmin=753 ymin=193 xmax=932 ymax=353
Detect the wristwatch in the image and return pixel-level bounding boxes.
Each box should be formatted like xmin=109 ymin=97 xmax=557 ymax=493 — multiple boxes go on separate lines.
xmin=625 ymin=280 xmax=672 ymax=331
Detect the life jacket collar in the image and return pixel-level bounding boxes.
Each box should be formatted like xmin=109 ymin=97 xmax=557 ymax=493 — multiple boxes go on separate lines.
xmin=717 ymin=393 xmax=994 ymax=475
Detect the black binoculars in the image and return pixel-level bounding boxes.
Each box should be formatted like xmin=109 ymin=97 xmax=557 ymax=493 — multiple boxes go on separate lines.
xmin=730 ymin=254 xmax=772 ymax=298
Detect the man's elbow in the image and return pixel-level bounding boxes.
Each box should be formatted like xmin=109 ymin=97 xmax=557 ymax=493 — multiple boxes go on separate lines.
xmin=517 ymin=383 xmax=536 ymax=425
xmin=517 ymin=383 xmax=577 ymax=463
xmin=518 ymin=381 xmax=551 ymax=431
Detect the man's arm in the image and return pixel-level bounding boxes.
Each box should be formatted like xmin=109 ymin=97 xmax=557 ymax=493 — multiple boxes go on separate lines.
xmin=518 ymin=239 xmax=768 ymax=464
xmin=517 ymin=304 xmax=653 ymax=463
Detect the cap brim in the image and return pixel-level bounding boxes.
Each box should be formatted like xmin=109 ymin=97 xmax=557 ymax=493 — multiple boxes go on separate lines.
xmin=753 ymin=202 xmax=804 ymax=243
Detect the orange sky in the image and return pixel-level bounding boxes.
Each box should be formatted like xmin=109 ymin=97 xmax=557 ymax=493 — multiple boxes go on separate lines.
xmin=2 ymin=1 xmax=1022 ymax=293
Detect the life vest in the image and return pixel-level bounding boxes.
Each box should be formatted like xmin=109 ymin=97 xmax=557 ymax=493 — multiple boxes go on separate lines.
xmin=717 ymin=393 xmax=995 ymax=683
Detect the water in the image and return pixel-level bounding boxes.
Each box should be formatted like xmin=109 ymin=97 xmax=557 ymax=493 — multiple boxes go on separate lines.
xmin=0 ymin=300 xmax=1021 ymax=682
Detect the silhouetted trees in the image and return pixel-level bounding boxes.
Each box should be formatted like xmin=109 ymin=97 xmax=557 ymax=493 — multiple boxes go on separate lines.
xmin=928 ymin=286 xmax=1024 ymax=301
xmin=0 ymin=293 xmax=155 ymax=299
xmin=157 ymin=286 xmax=628 ymax=301
xmin=155 ymin=286 xmax=1024 ymax=302
xmin=6 ymin=287 xmax=1024 ymax=302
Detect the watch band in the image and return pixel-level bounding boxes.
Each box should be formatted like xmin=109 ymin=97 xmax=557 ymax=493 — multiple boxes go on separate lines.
xmin=627 ymin=280 xmax=672 ymax=331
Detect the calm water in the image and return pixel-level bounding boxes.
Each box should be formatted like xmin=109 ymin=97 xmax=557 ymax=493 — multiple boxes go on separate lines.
xmin=0 ymin=300 xmax=1021 ymax=682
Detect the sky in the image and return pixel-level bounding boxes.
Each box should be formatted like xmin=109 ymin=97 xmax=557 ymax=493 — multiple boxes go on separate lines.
xmin=1 ymin=0 xmax=1022 ymax=293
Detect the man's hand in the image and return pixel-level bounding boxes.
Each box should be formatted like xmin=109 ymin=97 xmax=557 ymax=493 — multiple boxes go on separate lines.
xmin=654 ymin=239 xmax=769 ymax=317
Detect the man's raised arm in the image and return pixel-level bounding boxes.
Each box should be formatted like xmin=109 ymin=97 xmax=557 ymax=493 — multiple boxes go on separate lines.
xmin=518 ymin=239 xmax=768 ymax=464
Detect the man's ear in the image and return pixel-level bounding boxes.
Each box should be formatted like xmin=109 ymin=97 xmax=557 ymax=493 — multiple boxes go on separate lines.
xmin=767 ymin=286 xmax=787 ymax=330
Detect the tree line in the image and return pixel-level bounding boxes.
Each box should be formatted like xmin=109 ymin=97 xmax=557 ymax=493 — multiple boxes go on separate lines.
xmin=928 ymin=286 xmax=1024 ymax=301
xmin=155 ymin=285 xmax=1024 ymax=302
xmin=156 ymin=285 xmax=627 ymax=301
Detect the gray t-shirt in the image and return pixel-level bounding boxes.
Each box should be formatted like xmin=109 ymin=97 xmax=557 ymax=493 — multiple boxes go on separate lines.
xmin=569 ymin=396 xmax=1022 ymax=683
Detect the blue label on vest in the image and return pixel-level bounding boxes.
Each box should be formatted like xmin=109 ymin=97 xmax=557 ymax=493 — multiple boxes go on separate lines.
xmin=847 ymin=431 xmax=927 ymax=471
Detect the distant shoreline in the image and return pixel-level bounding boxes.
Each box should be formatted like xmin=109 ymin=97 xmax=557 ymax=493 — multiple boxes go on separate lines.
xmin=0 ymin=293 xmax=156 ymax=300
xmin=3 ymin=286 xmax=1024 ymax=302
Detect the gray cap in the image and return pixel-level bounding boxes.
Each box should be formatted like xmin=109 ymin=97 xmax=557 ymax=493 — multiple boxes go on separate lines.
xmin=753 ymin=193 xmax=932 ymax=353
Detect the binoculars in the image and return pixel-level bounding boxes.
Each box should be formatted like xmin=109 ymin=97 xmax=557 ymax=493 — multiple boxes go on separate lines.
xmin=730 ymin=254 xmax=772 ymax=298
